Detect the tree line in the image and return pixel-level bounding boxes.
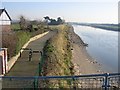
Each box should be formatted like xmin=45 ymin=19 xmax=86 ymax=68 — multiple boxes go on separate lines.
xmin=19 ymin=16 xmax=65 ymax=32
xmin=44 ymin=16 xmax=65 ymax=25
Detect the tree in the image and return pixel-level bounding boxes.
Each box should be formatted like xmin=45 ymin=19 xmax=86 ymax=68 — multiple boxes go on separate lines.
xmin=19 ymin=16 xmax=27 ymax=30
xmin=44 ymin=16 xmax=50 ymax=20
xmin=50 ymin=19 xmax=58 ymax=25
xmin=38 ymin=20 xmax=45 ymax=29
xmin=31 ymin=20 xmax=38 ymax=25
xmin=44 ymin=16 xmax=65 ymax=25
xmin=57 ymin=17 xmax=62 ymax=24
xmin=44 ymin=16 xmax=51 ymax=25
xmin=27 ymin=23 xmax=33 ymax=32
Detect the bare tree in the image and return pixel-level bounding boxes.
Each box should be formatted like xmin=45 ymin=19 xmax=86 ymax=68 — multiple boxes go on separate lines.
xmin=19 ymin=16 xmax=27 ymax=30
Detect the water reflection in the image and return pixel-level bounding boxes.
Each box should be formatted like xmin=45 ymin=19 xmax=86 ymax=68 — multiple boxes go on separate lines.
xmin=73 ymin=25 xmax=118 ymax=73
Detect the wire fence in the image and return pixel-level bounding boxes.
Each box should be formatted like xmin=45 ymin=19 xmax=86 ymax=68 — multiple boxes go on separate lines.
xmin=0 ymin=73 xmax=120 ymax=90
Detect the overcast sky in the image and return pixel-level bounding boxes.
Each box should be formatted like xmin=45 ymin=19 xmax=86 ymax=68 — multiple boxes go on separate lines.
xmin=1 ymin=0 xmax=119 ymax=24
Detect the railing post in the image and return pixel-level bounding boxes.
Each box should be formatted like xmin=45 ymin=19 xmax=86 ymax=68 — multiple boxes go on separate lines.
xmin=105 ymin=73 xmax=108 ymax=90
xmin=34 ymin=76 xmax=38 ymax=90
xmin=103 ymin=73 xmax=109 ymax=90
xmin=72 ymin=77 xmax=76 ymax=90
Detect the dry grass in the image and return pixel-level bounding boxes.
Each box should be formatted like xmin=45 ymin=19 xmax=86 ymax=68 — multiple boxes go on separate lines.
xmin=41 ymin=24 xmax=73 ymax=88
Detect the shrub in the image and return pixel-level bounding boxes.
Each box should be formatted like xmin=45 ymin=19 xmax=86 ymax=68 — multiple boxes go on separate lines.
xmin=2 ymin=33 xmax=17 ymax=58
xmin=2 ymin=31 xmax=30 ymax=59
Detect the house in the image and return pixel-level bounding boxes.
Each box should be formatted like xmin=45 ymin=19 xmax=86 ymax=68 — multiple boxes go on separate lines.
xmin=0 ymin=48 xmax=8 ymax=76
xmin=0 ymin=8 xmax=12 ymax=32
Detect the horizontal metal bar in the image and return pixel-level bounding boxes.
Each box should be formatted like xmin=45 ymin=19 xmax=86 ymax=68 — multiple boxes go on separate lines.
xmin=109 ymin=73 xmax=120 ymax=76
xmin=1 ymin=73 xmax=120 ymax=79
xmin=32 ymin=51 xmax=41 ymax=53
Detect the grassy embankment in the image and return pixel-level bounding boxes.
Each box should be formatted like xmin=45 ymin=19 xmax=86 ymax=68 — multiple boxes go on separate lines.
xmin=39 ymin=25 xmax=74 ymax=88
xmin=2 ymin=23 xmax=49 ymax=59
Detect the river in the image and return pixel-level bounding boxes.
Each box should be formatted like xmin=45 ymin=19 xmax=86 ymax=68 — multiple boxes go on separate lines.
xmin=73 ymin=25 xmax=118 ymax=73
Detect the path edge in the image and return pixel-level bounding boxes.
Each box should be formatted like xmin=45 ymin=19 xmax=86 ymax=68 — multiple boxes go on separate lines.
xmin=7 ymin=31 xmax=49 ymax=72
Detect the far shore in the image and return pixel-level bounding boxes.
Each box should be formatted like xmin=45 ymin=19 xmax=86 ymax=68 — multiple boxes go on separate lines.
xmin=69 ymin=25 xmax=104 ymax=75
xmin=70 ymin=23 xmax=119 ymax=32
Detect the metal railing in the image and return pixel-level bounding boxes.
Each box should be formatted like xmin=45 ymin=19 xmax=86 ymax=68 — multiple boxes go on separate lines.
xmin=20 ymin=48 xmax=42 ymax=62
xmin=0 ymin=73 xmax=120 ymax=90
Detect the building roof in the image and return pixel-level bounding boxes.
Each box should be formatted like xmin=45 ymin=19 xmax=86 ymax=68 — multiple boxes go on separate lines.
xmin=0 ymin=9 xmax=12 ymax=21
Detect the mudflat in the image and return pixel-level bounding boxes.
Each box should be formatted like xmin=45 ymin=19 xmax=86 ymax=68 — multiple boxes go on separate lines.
xmin=69 ymin=26 xmax=104 ymax=75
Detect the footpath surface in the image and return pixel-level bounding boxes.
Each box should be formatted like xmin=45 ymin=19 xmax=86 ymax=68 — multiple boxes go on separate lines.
xmin=6 ymin=31 xmax=56 ymax=76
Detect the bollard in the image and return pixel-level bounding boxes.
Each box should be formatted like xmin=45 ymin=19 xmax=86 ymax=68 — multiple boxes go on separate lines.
xmin=29 ymin=49 xmax=32 ymax=61
xmin=39 ymin=62 xmax=41 ymax=76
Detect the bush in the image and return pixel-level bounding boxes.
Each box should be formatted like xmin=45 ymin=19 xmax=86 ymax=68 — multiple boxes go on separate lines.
xmin=2 ymin=31 xmax=30 ymax=59
xmin=2 ymin=33 xmax=17 ymax=58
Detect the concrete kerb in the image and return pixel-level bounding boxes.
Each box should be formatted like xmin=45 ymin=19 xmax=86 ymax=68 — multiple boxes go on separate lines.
xmin=7 ymin=31 xmax=49 ymax=72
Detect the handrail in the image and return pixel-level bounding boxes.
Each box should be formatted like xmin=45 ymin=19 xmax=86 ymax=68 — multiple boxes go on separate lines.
xmin=1 ymin=73 xmax=120 ymax=79
xmin=1 ymin=73 xmax=120 ymax=90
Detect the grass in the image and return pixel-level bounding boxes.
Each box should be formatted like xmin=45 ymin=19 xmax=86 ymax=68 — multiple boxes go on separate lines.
xmin=15 ymin=31 xmax=30 ymax=55
xmin=11 ymin=23 xmax=20 ymax=30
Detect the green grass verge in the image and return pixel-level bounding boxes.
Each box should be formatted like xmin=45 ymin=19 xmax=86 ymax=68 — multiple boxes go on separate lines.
xmin=15 ymin=31 xmax=31 ymax=55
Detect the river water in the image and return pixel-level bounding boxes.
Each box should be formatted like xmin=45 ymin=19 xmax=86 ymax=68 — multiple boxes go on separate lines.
xmin=73 ymin=25 xmax=118 ymax=73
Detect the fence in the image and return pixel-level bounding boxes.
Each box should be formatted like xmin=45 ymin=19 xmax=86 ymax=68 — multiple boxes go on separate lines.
xmin=0 ymin=73 xmax=120 ymax=90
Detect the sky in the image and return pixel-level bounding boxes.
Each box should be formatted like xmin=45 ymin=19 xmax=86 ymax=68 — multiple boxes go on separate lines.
xmin=0 ymin=0 xmax=119 ymax=24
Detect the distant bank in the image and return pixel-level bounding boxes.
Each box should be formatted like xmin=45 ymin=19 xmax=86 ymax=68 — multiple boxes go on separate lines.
xmin=69 ymin=22 xmax=119 ymax=32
